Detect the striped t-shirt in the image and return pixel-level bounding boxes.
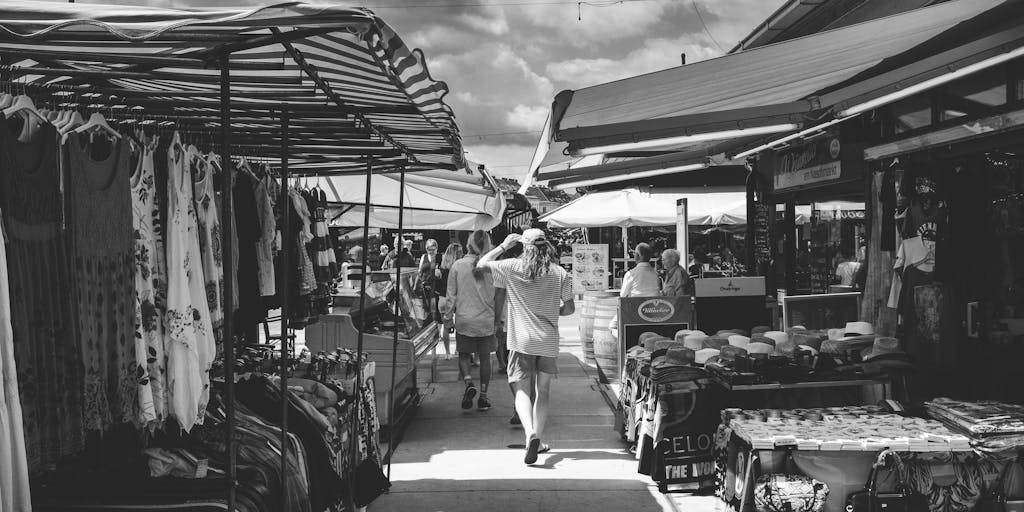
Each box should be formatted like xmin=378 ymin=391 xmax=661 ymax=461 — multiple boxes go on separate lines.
xmin=483 ymin=258 xmax=572 ymax=358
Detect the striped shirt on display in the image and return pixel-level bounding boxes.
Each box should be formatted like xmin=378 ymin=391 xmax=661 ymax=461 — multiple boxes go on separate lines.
xmin=482 ymin=258 xmax=572 ymax=358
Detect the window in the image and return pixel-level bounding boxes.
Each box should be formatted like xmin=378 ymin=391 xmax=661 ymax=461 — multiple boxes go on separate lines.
xmin=1015 ymin=59 xmax=1024 ymax=102
xmin=940 ymin=67 xmax=1007 ymax=121
xmin=890 ymin=95 xmax=932 ymax=134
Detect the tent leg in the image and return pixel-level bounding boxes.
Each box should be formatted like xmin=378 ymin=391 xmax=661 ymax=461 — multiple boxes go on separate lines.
xmin=218 ymin=53 xmax=238 ymax=512
xmin=387 ymin=165 xmax=406 ymax=481
xmin=278 ymin=108 xmax=291 ymax=512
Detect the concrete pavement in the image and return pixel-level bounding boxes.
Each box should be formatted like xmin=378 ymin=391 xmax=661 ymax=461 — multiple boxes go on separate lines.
xmin=370 ymin=312 xmax=680 ymax=512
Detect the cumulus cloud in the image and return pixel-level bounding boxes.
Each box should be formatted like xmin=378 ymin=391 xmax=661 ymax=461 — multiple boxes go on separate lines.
xmin=457 ymin=11 xmax=510 ymax=36
xmin=546 ymin=35 xmax=720 ymax=88
xmin=505 ymin=104 xmax=548 ymax=132
xmin=515 ymin=0 xmax=681 ymax=48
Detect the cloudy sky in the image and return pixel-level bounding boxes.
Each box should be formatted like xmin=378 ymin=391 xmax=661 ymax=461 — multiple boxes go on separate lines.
xmin=60 ymin=0 xmax=786 ymax=179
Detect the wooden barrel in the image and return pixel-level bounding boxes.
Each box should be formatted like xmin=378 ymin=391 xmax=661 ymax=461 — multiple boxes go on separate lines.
xmin=579 ymin=291 xmax=616 ymax=364
xmin=592 ymin=297 xmax=620 ymax=381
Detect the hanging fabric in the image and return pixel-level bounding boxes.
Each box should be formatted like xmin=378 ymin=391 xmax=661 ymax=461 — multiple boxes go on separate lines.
xmin=192 ymin=148 xmax=225 ymax=342
xmin=0 ymin=206 xmax=31 ymax=512
xmin=131 ymin=137 xmax=167 ymax=426
xmin=65 ymin=129 xmax=139 ymax=430
xmin=0 ymin=117 xmax=86 ymax=472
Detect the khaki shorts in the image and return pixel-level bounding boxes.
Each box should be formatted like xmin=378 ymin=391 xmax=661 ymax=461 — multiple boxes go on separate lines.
xmin=507 ymin=351 xmax=558 ymax=384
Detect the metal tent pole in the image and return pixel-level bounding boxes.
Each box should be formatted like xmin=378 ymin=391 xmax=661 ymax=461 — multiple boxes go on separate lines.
xmin=278 ymin=108 xmax=291 ymax=512
xmin=350 ymin=156 xmax=374 ymax=506
xmin=218 ymin=53 xmax=238 ymax=512
xmin=387 ymin=165 xmax=406 ymax=480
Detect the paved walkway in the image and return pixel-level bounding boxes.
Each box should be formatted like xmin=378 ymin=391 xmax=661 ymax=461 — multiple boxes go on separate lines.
xmin=370 ymin=312 xmax=680 ymax=512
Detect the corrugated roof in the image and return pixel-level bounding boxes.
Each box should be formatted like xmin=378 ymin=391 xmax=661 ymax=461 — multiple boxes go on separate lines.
xmin=0 ymin=1 xmax=466 ymax=173
xmin=558 ymin=0 xmax=1007 ymax=138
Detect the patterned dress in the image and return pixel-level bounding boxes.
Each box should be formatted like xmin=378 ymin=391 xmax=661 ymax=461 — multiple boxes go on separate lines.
xmin=0 ymin=206 xmax=31 ymax=510
xmin=165 ymin=139 xmax=215 ymax=432
xmin=0 ymin=119 xmax=86 ymax=473
xmin=131 ymin=142 xmax=166 ymax=426
xmin=192 ymin=150 xmax=224 ymax=341
xmin=65 ymin=132 xmax=138 ymax=431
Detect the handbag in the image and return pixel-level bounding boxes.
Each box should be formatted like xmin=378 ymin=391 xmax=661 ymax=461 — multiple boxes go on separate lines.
xmin=846 ymin=451 xmax=928 ymax=512
xmin=978 ymin=458 xmax=1024 ymax=512
xmin=754 ymin=453 xmax=830 ymax=512
xmin=352 ymin=458 xmax=390 ymax=508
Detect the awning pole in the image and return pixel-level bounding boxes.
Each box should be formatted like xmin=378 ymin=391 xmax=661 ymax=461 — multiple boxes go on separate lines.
xmin=351 ymin=156 xmax=374 ymax=507
xmin=278 ymin=108 xmax=291 ymax=512
xmin=387 ymin=164 xmax=407 ymax=481
xmin=217 ymin=53 xmax=238 ymax=512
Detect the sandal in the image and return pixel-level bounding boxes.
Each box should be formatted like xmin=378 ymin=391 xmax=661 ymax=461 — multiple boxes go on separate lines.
xmin=524 ymin=437 xmax=540 ymax=465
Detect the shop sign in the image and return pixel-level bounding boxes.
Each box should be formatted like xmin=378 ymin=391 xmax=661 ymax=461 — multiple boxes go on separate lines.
xmin=813 ymin=209 xmax=865 ymax=221
xmin=638 ymin=298 xmax=675 ymax=322
xmin=770 ymin=129 xmax=866 ymax=193
xmin=694 ymin=277 xmax=766 ymax=298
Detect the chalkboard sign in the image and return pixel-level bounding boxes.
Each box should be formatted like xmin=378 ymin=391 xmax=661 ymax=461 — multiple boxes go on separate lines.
xmin=782 ymin=292 xmax=861 ymax=330
xmin=752 ymin=202 xmax=771 ymax=263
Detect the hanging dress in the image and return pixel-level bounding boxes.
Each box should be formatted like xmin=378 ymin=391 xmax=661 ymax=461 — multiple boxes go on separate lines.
xmin=0 ymin=207 xmax=32 ymax=512
xmin=253 ymin=172 xmax=277 ymax=297
xmin=192 ymin=149 xmax=225 ymax=342
xmin=65 ymin=131 xmax=138 ymax=431
xmin=130 ymin=141 xmax=165 ymax=426
xmin=0 ymin=119 xmax=86 ymax=472
xmin=164 ymin=138 xmax=215 ymax=432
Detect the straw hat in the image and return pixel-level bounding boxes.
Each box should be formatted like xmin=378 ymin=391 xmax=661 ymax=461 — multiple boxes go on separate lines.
xmin=842 ymin=321 xmax=874 ymax=337
xmin=751 ymin=326 xmax=772 ymax=335
xmin=704 ymin=336 xmax=729 ymax=350
xmin=746 ymin=342 xmax=773 ymax=355
xmin=639 ymin=332 xmax=663 ymax=344
xmin=683 ymin=334 xmax=707 ymax=351
xmin=861 ymin=337 xmax=906 ymax=361
xmin=751 ymin=334 xmax=775 ymax=346
xmin=689 ymin=330 xmax=707 ymax=337
xmin=674 ymin=330 xmax=693 ymax=343
xmin=791 ymin=331 xmax=826 ymax=350
xmin=773 ymin=341 xmax=798 ymax=358
xmin=695 ymin=348 xmax=720 ymax=365
xmin=764 ymin=331 xmax=789 ymax=345
xmin=656 ymin=340 xmax=685 ymax=351
xmin=719 ymin=345 xmax=748 ymax=361
xmin=728 ymin=335 xmax=751 ymax=348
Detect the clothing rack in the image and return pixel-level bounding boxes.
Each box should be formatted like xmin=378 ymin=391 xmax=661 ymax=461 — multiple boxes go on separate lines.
xmin=0 ymin=3 xmax=471 ymax=510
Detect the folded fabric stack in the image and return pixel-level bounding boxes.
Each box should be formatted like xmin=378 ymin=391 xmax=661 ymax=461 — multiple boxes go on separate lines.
xmin=925 ymin=397 xmax=1024 ymax=455
xmin=723 ymin=407 xmax=971 ymax=452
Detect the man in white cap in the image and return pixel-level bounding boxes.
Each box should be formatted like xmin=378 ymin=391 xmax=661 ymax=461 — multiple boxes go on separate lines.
xmin=478 ymin=228 xmax=574 ymax=465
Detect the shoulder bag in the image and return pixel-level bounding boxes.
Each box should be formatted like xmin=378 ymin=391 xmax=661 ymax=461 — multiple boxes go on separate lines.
xmin=753 ymin=452 xmax=830 ymax=512
xmin=846 ymin=450 xmax=928 ymax=512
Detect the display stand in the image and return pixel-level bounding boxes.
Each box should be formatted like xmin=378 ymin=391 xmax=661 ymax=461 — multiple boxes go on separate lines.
xmin=612 ymin=295 xmax=693 ymax=383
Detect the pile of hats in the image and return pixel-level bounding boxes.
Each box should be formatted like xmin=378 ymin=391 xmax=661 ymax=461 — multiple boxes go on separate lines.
xmin=630 ymin=331 xmax=707 ymax=383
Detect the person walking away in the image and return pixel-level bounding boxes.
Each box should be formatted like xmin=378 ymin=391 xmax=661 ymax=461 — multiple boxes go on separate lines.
xmin=660 ymin=249 xmax=691 ymax=296
xmin=438 ymin=242 xmax=463 ymax=360
xmin=492 ymin=259 xmax=533 ymax=426
xmin=447 ymin=232 xmax=497 ymax=411
xmin=478 ymin=228 xmax=574 ymax=465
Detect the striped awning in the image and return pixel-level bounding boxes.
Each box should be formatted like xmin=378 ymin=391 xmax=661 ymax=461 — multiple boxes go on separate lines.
xmin=0 ymin=1 xmax=466 ymax=174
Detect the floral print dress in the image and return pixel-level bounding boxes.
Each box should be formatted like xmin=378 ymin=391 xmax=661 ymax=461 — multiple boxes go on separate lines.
xmin=164 ymin=138 xmax=215 ymax=432
xmin=131 ymin=141 xmax=165 ymax=426
xmin=192 ymin=150 xmax=224 ymax=341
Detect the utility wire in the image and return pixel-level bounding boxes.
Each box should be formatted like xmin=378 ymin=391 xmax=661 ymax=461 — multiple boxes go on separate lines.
xmin=361 ymin=0 xmax=657 ymax=8
xmin=691 ymin=0 xmax=725 ymax=53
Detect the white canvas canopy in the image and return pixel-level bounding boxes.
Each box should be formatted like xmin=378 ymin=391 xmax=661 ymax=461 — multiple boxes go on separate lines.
xmin=539 ymin=188 xmax=748 ymax=228
xmin=317 ymin=168 xmax=506 ymax=231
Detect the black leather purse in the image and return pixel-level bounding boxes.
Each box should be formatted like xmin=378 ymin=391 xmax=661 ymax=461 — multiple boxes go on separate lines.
xmin=846 ymin=451 xmax=928 ymax=512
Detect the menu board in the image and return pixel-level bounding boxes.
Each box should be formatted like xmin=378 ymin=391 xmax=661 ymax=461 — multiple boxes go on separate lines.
xmin=752 ymin=202 xmax=771 ymax=263
xmin=571 ymin=244 xmax=609 ymax=293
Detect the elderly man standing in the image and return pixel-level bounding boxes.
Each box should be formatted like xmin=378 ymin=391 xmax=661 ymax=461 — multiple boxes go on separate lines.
xmin=660 ymin=249 xmax=691 ymax=297
xmin=478 ymin=228 xmax=574 ymax=465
